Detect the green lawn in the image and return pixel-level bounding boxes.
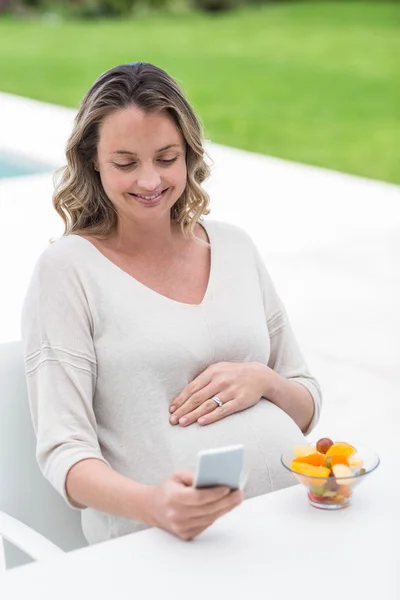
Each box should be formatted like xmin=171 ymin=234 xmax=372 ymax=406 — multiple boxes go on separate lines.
xmin=0 ymin=2 xmax=399 ymax=184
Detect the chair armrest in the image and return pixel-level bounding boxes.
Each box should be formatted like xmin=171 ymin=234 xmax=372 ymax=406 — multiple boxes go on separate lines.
xmin=0 ymin=510 xmax=65 ymax=563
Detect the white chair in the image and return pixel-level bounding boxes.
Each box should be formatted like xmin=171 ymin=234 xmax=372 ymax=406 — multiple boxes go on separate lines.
xmin=0 ymin=510 xmax=64 ymax=573
xmin=0 ymin=341 xmax=88 ymax=570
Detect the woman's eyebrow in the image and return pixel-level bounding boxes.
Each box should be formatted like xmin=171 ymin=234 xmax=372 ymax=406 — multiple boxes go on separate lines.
xmin=110 ymin=144 xmax=181 ymax=156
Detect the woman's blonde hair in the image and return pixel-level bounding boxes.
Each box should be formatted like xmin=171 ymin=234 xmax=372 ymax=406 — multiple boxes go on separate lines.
xmin=53 ymin=62 xmax=211 ymax=240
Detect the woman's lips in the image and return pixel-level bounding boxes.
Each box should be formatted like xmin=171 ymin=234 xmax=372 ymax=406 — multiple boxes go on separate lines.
xmin=128 ymin=188 xmax=168 ymax=205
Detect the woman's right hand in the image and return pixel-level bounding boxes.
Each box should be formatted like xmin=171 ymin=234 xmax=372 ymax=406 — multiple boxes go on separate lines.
xmin=147 ymin=470 xmax=243 ymax=541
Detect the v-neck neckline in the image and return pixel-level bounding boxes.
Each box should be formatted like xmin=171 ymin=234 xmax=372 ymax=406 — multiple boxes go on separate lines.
xmin=72 ymin=220 xmax=215 ymax=308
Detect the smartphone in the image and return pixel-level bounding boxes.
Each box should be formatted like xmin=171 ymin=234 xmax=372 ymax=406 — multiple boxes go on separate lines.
xmin=193 ymin=444 xmax=245 ymax=491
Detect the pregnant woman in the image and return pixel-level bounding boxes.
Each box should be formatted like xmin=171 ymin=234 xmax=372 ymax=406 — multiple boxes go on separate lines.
xmin=21 ymin=62 xmax=322 ymax=544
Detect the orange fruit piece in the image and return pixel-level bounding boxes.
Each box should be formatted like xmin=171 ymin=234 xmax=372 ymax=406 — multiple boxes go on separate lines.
xmin=329 ymin=455 xmax=350 ymax=467
xmin=293 ymin=453 xmax=326 ymax=467
xmin=325 ymin=442 xmax=356 ymax=458
xmin=290 ymin=461 xmax=331 ymax=478
xmin=293 ymin=445 xmax=316 ymax=458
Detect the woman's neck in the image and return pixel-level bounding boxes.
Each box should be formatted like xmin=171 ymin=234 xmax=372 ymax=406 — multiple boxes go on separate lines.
xmin=108 ymin=218 xmax=182 ymax=259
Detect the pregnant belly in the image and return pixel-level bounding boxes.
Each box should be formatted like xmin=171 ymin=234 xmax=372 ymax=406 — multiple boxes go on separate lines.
xmin=91 ymin=401 xmax=307 ymax=544
xmin=169 ymin=400 xmax=306 ymax=498
xmin=113 ymin=400 xmax=306 ymax=500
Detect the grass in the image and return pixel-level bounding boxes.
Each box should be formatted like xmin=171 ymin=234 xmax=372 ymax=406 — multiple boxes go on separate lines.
xmin=0 ymin=2 xmax=399 ymax=184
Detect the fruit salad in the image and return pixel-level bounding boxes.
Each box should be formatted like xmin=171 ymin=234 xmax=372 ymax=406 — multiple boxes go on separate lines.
xmin=290 ymin=438 xmax=365 ymax=507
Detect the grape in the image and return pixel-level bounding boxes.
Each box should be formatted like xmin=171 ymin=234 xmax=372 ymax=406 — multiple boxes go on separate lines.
xmin=316 ymin=437 xmax=334 ymax=454
xmin=326 ymin=477 xmax=339 ymax=492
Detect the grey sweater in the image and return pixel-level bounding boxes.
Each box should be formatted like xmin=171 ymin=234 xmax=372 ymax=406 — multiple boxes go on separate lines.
xmin=21 ymin=220 xmax=322 ymax=544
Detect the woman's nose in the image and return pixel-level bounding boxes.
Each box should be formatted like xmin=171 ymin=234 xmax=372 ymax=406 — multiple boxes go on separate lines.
xmin=136 ymin=165 xmax=161 ymax=191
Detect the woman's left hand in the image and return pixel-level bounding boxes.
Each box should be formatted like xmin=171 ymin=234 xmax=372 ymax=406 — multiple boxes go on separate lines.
xmin=169 ymin=362 xmax=272 ymax=427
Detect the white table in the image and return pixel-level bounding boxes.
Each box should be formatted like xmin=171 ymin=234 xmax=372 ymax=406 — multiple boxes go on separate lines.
xmin=0 ymin=459 xmax=398 ymax=600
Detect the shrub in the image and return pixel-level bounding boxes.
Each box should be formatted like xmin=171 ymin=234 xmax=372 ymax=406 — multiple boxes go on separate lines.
xmin=7 ymin=0 xmax=171 ymax=18
xmin=190 ymin=0 xmax=239 ymax=12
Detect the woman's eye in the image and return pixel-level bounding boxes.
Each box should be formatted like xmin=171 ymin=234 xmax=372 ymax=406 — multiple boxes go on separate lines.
xmin=113 ymin=157 xmax=178 ymax=169
xmin=114 ymin=163 xmax=136 ymax=169
xmin=158 ymin=158 xmax=178 ymax=165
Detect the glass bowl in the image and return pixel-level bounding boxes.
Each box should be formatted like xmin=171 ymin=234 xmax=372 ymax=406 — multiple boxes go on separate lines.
xmin=281 ymin=444 xmax=380 ymax=510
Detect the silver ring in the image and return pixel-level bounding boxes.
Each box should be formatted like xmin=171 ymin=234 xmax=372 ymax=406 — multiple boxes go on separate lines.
xmin=211 ymin=396 xmax=223 ymax=407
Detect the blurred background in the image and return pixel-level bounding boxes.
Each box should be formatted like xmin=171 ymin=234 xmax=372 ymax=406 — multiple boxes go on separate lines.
xmin=0 ymin=0 xmax=399 ymax=184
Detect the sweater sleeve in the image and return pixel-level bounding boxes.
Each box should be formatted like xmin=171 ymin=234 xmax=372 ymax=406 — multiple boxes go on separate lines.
xmin=252 ymin=244 xmax=322 ymax=435
xmin=20 ymin=245 xmax=110 ymax=509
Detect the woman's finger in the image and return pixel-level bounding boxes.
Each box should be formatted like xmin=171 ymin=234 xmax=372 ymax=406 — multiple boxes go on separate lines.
xmin=181 ymin=490 xmax=243 ymax=538
xmin=169 ymin=382 xmax=220 ymax=425
xmin=169 ymin=366 xmax=214 ymax=413
xmin=200 ymin=489 xmax=243 ymax=517
xmin=173 ymin=393 xmax=230 ymax=427
xmin=197 ymin=399 xmax=238 ymax=426
xmin=180 ymin=484 xmax=231 ymax=507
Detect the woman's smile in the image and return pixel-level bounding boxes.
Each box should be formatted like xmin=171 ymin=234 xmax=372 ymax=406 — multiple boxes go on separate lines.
xmin=128 ymin=188 xmax=169 ymax=206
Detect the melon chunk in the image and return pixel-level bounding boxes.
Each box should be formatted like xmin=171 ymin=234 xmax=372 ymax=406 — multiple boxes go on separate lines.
xmin=293 ymin=445 xmax=316 ymax=458
xmin=348 ymin=457 xmax=364 ymax=474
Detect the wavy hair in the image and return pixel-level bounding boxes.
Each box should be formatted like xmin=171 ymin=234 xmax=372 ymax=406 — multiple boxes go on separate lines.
xmin=53 ymin=62 xmax=211 ymax=240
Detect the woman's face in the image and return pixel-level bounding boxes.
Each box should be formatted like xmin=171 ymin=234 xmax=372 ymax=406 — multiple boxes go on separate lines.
xmin=95 ymin=106 xmax=187 ymax=228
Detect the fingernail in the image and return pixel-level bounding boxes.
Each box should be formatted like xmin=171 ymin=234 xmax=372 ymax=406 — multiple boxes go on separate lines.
xmin=170 ymin=415 xmax=178 ymax=425
xmin=179 ymin=417 xmax=188 ymax=425
xmin=198 ymin=417 xmax=206 ymax=424
xmin=169 ymin=405 xmax=176 ymax=413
